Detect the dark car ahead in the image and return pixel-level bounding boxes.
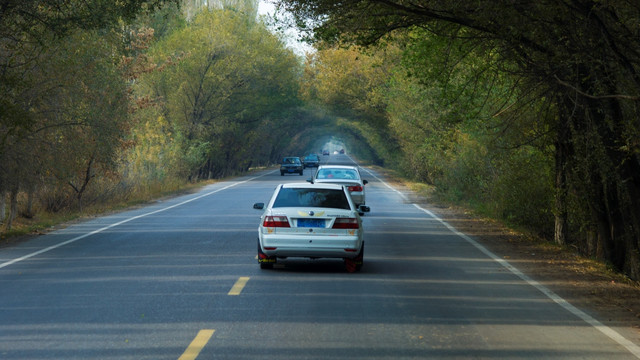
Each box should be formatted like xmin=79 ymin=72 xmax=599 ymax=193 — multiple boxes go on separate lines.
xmin=280 ymin=157 xmax=304 ymax=176
xmin=303 ymin=154 xmax=320 ymax=168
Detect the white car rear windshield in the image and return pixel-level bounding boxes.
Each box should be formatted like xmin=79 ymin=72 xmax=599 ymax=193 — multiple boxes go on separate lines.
xmin=316 ymin=169 xmax=359 ymax=180
xmin=273 ymin=188 xmax=350 ymax=209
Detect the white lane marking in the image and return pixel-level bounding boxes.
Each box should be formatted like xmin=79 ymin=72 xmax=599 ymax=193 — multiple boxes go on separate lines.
xmin=367 ymin=170 xmax=640 ymax=357
xmin=360 ymin=167 xmax=408 ymax=201
xmin=0 ymin=172 xmax=274 ymax=270
xmin=412 ymin=206 xmax=640 ymax=358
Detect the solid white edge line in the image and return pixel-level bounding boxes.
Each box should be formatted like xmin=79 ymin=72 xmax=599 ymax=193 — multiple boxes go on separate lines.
xmin=411 ymin=205 xmax=640 ymax=358
xmin=0 ymin=172 xmax=274 ymax=270
xmin=362 ymin=167 xmax=640 ymax=357
xmin=359 ymin=167 xmax=408 ymax=201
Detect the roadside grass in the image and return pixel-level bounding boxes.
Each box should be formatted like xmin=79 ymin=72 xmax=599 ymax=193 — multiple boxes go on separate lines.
xmin=0 ymin=178 xmax=216 ymax=246
xmin=1 ymin=165 xmax=279 ymax=244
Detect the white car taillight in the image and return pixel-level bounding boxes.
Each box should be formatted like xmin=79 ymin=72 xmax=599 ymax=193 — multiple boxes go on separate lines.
xmin=263 ymin=216 xmax=290 ymax=227
xmin=332 ymin=218 xmax=359 ymax=229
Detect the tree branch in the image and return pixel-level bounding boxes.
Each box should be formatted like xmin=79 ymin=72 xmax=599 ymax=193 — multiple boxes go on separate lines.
xmin=554 ymin=75 xmax=640 ymax=101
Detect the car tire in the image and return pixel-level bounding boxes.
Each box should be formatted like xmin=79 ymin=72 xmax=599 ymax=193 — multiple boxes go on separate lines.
xmin=280 ymin=172 xmax=284 ymax=176
xmin=299 ymin=171 xmax=304 ymax=176
xmin=258 ymin=240 xmax=275 ymax=269
xmin=344 ymin=243 xmax=364 ymax=273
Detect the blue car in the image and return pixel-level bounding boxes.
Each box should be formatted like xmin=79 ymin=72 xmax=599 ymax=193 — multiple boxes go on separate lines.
xmin=303 ymin=154 xmax=320 ymax=168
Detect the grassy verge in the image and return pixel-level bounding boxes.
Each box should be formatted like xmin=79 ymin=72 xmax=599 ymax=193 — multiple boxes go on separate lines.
xmin=0 ymin=178 xmax=215 ymax=246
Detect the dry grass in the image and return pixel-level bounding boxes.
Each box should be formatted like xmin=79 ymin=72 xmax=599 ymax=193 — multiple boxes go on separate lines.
xmin=0 ymin=178 xmax=214 ymax=245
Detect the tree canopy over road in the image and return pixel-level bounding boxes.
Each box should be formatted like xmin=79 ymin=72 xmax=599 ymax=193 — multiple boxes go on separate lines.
xmin=275 ymin=0 xmax=640 ymax=279
xmin=2 ymin=0 xmax=640 ymax=281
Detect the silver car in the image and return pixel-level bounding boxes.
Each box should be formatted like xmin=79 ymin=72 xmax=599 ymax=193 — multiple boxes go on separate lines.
xmin=310 ymin=165 xmax=368 ymax=207
xmin=253 ymin=183 xmax=369 ymax=272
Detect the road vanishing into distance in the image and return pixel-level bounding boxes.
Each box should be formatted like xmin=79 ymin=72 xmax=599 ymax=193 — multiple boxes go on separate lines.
xmin=1 ymin=154 xmax=640 ymax=359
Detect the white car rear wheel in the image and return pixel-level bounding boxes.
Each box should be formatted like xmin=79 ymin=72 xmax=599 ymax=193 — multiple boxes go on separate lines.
xmin=344 ymin=243 xmax=364 ymax=273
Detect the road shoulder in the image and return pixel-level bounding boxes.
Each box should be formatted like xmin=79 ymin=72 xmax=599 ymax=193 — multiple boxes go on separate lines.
xmin=376 ymin=168 xmax=640 ymax=340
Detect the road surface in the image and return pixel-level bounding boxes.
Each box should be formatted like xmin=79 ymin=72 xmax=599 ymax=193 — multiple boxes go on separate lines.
xmin=1 ymin=154 xmax=639 ymax=359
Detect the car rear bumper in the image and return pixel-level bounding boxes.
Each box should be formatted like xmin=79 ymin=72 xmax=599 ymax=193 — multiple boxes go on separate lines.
xmin=260 ymin=234 xmax=362 ymax=259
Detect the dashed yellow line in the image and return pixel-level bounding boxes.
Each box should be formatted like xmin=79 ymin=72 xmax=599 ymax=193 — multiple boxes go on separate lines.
xmin=228 ymin=276 xmax=250 ymax=296
xmin=178 ymin=329 xmax=215 ymax=360
xmin=177 ymin=277 xmax=248 ymax=358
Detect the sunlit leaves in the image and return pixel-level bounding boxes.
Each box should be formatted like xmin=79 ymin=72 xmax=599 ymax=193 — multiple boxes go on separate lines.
xmin=130 ymin=8 xmax=301 ymax=181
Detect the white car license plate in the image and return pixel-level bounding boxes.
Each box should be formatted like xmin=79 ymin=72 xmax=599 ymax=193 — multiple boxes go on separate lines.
xmin=298 ymin=219 xmax=324 ymax=228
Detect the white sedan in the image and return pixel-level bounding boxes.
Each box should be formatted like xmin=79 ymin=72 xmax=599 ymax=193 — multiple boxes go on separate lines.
xmin=310 ymin=165 xmax=368 ymax=208
xmin=253 ymin=183 xmax=370 ymax=272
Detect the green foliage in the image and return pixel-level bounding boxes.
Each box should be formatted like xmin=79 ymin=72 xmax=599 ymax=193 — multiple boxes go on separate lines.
xmin=388 ymin=31 xmax=557 ymax=237
xmin=0 ymin=28 xmax=131 ymax=211
xmin=299 ymin=45 xmax=401 ymax=165
xmin=278 ymin=0 xmax=640 ymax=279
xmin=0 ymin=0 xmax=179 ymax=38
xmin=129 ymin=8 xmax=302 ymax=182
xmin=490 ymin=146 xmax=554 ymax=234
xmin=0 ymin=0 xmax=180 ymax=228
xmin=299 ymin=28 xmax=557 ymax=243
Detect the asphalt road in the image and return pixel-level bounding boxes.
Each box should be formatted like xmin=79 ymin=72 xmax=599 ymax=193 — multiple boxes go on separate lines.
xmin=1 ymin=154 xmax=640 ymax=359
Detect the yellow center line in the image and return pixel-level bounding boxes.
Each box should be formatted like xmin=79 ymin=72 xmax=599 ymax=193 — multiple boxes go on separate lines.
xmin=228 ymin=276 xmax=250 ymax=296
xmin=178 ymin=329 xmax=215 ymax=360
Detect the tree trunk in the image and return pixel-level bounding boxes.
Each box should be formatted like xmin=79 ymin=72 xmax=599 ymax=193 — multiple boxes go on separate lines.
xmin=579 ymin=97 xmax=640 ymax=279
xmin=0 ymin=191 xmax=5 ymax=226
xmin=554 ymin=115 xmax=570 ymax=247
xmin=25 ymin=186 xmax=35 ymax=218
xmin=69 ymin=154 xmax=95 ymax=212
xmin=6 ymin=187 xmax=18 ymax=231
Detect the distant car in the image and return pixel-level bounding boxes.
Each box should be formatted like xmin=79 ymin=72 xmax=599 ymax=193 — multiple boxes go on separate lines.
xmin=280 ymin=157 xmax=303 ymax=176
xmin=311 ymin=165 xmax=368 ymax=208
xmin=339 ymin=149 xmax=345 ymax=154
xmin=302 ymin=154 xmax=320 ymax=168
xmin=322 ymin=150 xmax=330 ymax=156
xmin=253 ymin=183 xmax=369 ymax=272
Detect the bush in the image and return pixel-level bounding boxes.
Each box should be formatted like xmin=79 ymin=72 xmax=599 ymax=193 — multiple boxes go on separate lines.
xmin=432 ymin=132 xmax=555 ymax=238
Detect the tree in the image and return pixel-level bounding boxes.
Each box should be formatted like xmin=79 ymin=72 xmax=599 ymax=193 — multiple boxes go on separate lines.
xmin=131 ymin=7 xmax=301 ymax=182
xmin=276 ymin=0 xmax=640 ymax=279
xmin=23 ymin=30 xmax=130 ymax=212
xmin=0 ymin=1 xmax=178 ymax=228
xmin=300 ymin=45 xmax=400 ymax=165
